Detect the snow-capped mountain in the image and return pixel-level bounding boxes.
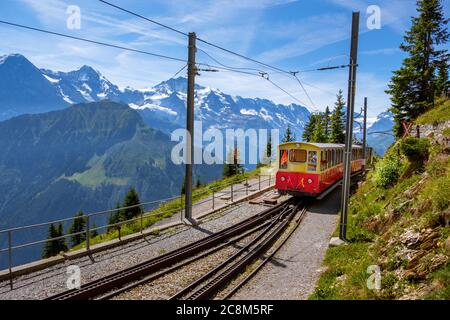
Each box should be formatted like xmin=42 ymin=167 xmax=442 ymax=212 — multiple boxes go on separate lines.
xmin=0 ymin=53 xmax=394 ymax=153
xmin=0 ymin=54 xmax=69 ymax=120
xmin=132 ymin=78 xmax=311 ymax=136
xmin=40 ymin=65 xmax=145 ymax=105
xmin=363 ymin=111 xmax=395 ymax=155
xmin=0 ymin=53 xmax=310 ymax=137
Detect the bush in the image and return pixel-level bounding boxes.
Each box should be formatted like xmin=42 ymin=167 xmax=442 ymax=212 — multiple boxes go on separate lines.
xmin=400 ymin=137 xmax=430 ymax=164
xmin=375 ymin=158 xmax=401 ymax=188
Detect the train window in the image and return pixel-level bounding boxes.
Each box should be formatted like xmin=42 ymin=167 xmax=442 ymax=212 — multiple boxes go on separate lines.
xmin=279 ymin=150 xmax=288 ymax=169
xmin=289 ymin=149 xmax=307 ymax=163
xmin=328 ymin=150 xmax=332 ymax=168
xmin=307 ymin=150 xmax=318 ymax=172
xmin=320 ymin=151 xmax=327 ymax=171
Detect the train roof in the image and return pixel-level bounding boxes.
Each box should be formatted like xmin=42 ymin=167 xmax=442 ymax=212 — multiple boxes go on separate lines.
xmin=278 ymin=142 xmax=363 ymax=149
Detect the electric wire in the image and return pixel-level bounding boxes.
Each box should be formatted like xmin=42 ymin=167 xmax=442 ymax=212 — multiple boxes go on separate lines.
xmin=97 ymin=0 xmax=350 ymax=109
xmin=0 ymin=20 xmax=187 ymax=63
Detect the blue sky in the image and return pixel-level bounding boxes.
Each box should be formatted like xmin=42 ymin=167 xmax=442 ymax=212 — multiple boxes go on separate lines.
xmin=0 ymin=0 xmax=449 ymax=119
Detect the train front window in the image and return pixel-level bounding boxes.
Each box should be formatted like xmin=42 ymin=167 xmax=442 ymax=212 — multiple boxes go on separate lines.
xmin=279 ymin=150 xmax=289 ymax=169
xmin=289 ymin=149 xmax=307 ymax=163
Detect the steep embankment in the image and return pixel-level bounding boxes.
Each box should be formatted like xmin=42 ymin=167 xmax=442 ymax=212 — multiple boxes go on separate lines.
xmin=310 ymin=98 xmax=450 ymax=300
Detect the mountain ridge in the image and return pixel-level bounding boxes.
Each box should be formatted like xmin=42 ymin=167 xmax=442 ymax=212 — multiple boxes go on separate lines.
xmin=0 ymin=53 xmax=394 ymax=153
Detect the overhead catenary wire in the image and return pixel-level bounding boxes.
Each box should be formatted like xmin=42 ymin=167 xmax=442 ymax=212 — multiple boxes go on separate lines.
xmin=169 ymin=64 xmax=188 ymax=79
xmin=99 ymin=0 xmax=188 ymax=37
xmin=0 ymin=20 xmax=187 ymax=63
xmin=197 ymin=49 xmax=319 ymax=111
xmin=98 ymin=0 xmax=352 ymax=110
xmin=197 ymin=47 xmax=270 ymax=75
xmin=291 ymin=73 xmax=316 ymax=110
xmin=0 ymin=20 xmax=240 ymax=72
xmin=98 ymin=0 xmax=292 ymax=75
xmin=193 ymin=61 xmax=313 ymax=110
xmin=1 ymin=13 xmax=336 ymax=111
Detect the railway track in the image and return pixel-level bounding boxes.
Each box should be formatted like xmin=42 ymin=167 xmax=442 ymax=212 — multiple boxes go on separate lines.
xmin=46 ymin=198 xmax=295 ymax=300
xmin=170 ymin=201 xmax=307 ymax=300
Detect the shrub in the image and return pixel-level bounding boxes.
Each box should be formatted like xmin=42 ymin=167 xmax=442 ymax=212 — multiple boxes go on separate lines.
xmin=400 ymin=137 xmax=430 ymax=164
xmin=375 ymin=158 xmax=401 ymax=188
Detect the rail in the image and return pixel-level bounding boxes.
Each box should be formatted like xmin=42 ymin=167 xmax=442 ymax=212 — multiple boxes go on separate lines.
xmin=0 ymin=174 xmax=275 ymax=287
xmin=46 ymin=198 xmax=290 ymax=300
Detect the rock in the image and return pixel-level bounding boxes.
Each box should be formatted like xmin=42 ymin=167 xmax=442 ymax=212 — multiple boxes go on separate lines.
xmin=399 ymin=229 xmax=421 ymax=249
xmin=439 ymin=209 xmax=450 ymax=227
xmin=446 ymin=236 xmax=450 ymax=253
xmin=429 ymin=254 xmax=449 ymax=271
xmin=336 ymin=274 xmax=347 ymax=283
xmin=412 ymin=253 xmax=449 ymax=279
xmin=329 ymin=237 xmax=346 ymax=247
xmin=419 ymin=230 xmax=439 ymax=250
xmin=406 ymin=250 xmax=427 ymax=269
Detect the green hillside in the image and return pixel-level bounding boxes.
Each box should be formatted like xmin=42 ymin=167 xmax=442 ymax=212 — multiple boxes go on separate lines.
xmin=0 ymin=101 xmax=221 ymax=267
xmin=310 ymin=108 xmax=450 ymax=299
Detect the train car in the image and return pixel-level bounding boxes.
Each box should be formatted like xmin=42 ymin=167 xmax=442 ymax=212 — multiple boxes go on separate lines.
xmin=276 ymin=142 xmax=364 ymax=197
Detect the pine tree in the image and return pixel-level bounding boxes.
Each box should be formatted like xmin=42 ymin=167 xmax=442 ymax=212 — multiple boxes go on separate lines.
xmin=282 ymin=125 xmax=295 ymax=143
xmin=42 ymin=223 xmax=67 ymax=258
xmin=386 ymin=0 xmax=449 ymax=137
xmin=195 ymin=176 xmax=202 ymax=189
xmin=121 ymin=187 xmax=142 ymax=221
xmin=266 ymin=133 xmax=273 ymax=162
xmin=302 ymin=114 xmax=319 ymax=142
xmin=42 ymin=224 xmax=58 ymax=258
xmin=68 ymin=211 xmax=86 ymax=247
xmin=223 ymin=145 xmax=243 ymax=178
xmin=323 ymin=106 xmax=331 ymax=139
xmin=330 ymin=90 xmax=346 ymax=143
xmin=108 ymin=202 xmax=122 ymax=232
xmin=57 ymin=224 xmax=68 ymax=252
xmin=90 ymin=223 xmax=99 ymax=238
xmin=312 ymin=115 xmax=327 ymax=143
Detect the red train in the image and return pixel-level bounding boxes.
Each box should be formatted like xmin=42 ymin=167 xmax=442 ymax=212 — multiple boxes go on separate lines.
xmin=276 ymin=142 xmax=365 ymax=197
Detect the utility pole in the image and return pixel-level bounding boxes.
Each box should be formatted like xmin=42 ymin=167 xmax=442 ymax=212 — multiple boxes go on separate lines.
xmin=185 ymin=32 xmax=197 ymax=224
xmin=339 ymin=12 xmax=360 ymax=241
xmin=362 ymin=97 xmax=368 ymax=168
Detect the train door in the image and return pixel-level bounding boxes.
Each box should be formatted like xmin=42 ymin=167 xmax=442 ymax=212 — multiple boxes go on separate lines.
xmin=279 ymin=149 xmax=289 ymax=170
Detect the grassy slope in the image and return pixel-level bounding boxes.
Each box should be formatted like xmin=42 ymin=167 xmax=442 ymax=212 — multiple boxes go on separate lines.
xmin=416 ymin=97 xmax=450 ymax=125
xmin=310 ymin=129 xmax=450 ymax=299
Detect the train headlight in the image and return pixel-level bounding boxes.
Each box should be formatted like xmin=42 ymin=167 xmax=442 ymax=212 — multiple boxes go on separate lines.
xmin=307 ymin=178 xmax=313 ymax=184
xmin=281 ymin=176 xmax=286 ymax=182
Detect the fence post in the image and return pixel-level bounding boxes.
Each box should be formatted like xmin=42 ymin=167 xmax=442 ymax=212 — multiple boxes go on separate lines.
xmin=180 ymin=196 xmax=183 ymax=222
xmin=118 ymin=226 xmax=122 ymax=241
xmin=246 ymin=178 xmax=249 ymax=196
xmin=231 ymin=184 xmax=234 ymax=202
xmin=212 ymin=190 xmax=215 ymax=210
xmin=85 ymin=215 xmax=90 ymax=252
xmin=8 ymin=230 xmax=13 ymax=289
xmin=140 ymin=212 xmax=144 ymax=234
xmin=269 ymin=174 xmax=271 ymax=186
xmin=259 ymin=175 xmax=261 ymax=190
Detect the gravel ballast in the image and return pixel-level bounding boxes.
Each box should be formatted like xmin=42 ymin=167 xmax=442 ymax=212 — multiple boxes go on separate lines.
xmin=230 ymin=190 xmax=341 ymax=300
xmin=0 ymin=193 xmax=275 ymax=300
